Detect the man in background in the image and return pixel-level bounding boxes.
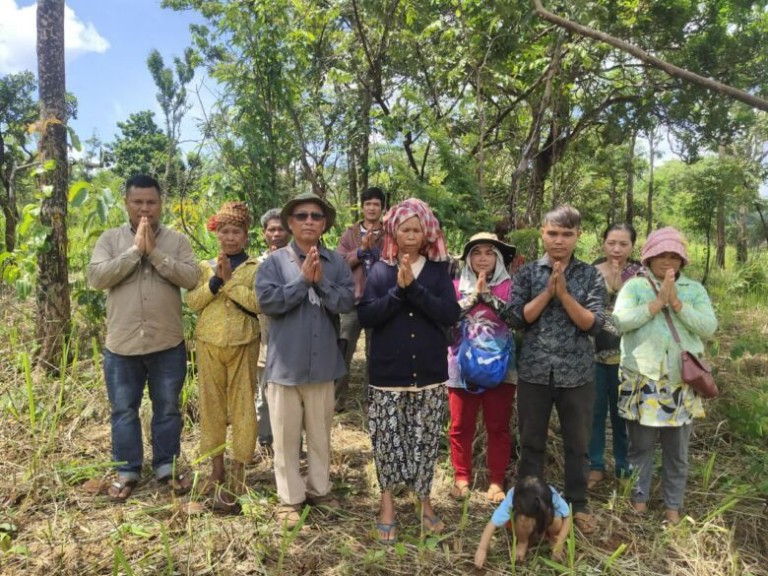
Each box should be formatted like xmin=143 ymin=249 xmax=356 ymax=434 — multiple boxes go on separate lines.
xmin=334 ymin=186 xmax=386 ymax=412
xmin=254 ymin=208 xmax=291 ymax=453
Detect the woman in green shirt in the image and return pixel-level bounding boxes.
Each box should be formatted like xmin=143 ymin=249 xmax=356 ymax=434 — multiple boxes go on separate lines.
xmin=613 ymin=227 xmax=717 ymax=524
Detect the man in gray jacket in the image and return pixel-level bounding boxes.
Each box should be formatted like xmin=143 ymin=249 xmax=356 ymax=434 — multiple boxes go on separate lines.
xmin=256 ymin=192 xmax=354 ymax=527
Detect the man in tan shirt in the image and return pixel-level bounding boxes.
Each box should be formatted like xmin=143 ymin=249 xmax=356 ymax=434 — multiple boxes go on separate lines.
xmin=87 ymin=175 xmax=199 ymax=501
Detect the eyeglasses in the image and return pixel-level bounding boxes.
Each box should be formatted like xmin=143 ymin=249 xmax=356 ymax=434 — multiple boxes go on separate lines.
xmin=291 ymin=211 xmax=325 ymax=222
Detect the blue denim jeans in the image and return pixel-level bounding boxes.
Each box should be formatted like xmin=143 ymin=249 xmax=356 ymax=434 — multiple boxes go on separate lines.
xmin=588 ymin=362 xmax=629 ymax=477
xmin=104 ymin=342 xmax=187 ymax=480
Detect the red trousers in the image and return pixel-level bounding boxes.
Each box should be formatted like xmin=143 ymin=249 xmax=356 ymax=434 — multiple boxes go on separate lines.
xmin=448 ymin=383 xmax=516 ymax=486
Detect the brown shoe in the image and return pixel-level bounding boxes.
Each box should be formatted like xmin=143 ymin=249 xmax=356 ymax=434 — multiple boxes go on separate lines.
xmin=573 ymin=512 xmax=597 ymax=534
xmin=276 ymin=504 xmax=303 ymax=528
xmin=305 ymin=494 xmax=340 ymax=510
xmin=587 ymin=470 xmax=605 ymax=490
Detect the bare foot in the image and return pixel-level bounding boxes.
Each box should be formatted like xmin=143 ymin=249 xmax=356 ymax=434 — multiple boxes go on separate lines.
xmin=486 ymin=483 xmax=505 ymax=503
xmin=449 ymin=480 xmax=470 ymax=499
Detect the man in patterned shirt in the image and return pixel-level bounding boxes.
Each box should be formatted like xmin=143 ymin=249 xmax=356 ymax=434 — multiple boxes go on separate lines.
xmin=503 ymin=205 xmax=605 ymax=534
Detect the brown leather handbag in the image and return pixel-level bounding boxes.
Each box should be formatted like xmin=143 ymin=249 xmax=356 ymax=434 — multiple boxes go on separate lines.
xmin=646 ymin=277 xmax=719 ymax=398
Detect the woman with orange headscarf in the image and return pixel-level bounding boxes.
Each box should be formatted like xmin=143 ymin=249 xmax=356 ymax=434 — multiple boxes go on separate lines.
xmin=358 ymin=198 xmax=460 ymax=544
xmin=187 ymin=201 xmax=261 ymax=513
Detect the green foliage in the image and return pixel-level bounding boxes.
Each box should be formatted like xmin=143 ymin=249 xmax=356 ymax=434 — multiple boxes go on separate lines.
xmin=107 ymin=110 xmax=171 ymax=179
xmin=508 ymin=229 xmax=540 ymax=262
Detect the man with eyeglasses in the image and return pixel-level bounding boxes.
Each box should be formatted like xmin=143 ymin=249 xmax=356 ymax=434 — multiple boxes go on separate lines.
xmin=255 ymin=191 xmax=355 ymax=527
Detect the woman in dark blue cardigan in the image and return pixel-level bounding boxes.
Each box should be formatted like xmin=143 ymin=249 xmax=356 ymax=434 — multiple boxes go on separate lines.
xmin=358 ymin=198 xmax=460 ymax=544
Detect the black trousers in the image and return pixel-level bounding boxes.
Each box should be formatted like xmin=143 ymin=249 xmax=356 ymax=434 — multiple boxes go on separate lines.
xmin=517 ymin=376 xmax=595 ymax=514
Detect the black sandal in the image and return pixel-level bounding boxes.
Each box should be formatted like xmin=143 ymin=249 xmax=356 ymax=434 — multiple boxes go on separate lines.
xmin=158 ymin=473 xmax=192 ymax=496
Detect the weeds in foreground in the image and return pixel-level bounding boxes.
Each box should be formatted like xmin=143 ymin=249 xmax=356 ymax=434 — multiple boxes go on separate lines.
xmin=1 ymin=275 xmax=768 ymax=575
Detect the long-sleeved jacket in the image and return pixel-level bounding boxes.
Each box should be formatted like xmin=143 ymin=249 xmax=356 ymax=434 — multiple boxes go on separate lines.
xmin=186 ymin=256 xmax=261 ymax=347
xmin=87 ymin=223 xmax=199 ymax=355
xmin=255 ymin=241 xmax=355 ymax=385
xmin=613 ymin=273 xmax=717 ymax=383
xmin=358 ymin=259 xmax=460 ymax=388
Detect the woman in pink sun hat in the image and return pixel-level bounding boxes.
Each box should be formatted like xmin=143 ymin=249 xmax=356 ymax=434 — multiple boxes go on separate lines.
xmin=613 ymin=227 xmax=717 ymax=524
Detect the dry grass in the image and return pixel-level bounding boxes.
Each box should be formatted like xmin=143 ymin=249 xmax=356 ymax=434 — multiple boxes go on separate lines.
xmin=0 ymin=291 xmax=767 ymax=576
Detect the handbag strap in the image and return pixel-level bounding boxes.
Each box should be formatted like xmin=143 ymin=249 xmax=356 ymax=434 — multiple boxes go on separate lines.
xmin=645 ymin=276 xmax=682 ymax=344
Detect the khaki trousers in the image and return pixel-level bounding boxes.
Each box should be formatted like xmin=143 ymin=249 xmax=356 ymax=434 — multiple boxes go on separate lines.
xmin=267 ymin=380 xmax=334 ymax=505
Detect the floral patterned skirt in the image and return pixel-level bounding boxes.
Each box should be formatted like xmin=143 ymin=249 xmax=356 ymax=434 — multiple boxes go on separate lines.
xmin=368 ymin=386 xmax=445 ymax=498
xmin=617 ymin=368 xmax=704 ymax=427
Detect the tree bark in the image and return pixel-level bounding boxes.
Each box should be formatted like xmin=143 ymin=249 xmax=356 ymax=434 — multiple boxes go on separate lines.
xmin=532 ymin=0 xmax=768 ymax=113
xmin=625 ymin=131 xmax=636 ymax=224
xmin=736 ymin=203 xmax=748 ymax=263
xmin=35 ymin=0 xmax=71 ymax=370
xmin=715 ymin=144 xmax=726 ymax=269
xmin=646 ymin=130 xmax=656 ymax=236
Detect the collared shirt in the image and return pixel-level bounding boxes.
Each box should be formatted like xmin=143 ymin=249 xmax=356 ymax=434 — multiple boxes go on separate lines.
xmin=503 ymin=255 xmax=605 ymax=387
xmin=256 ymin=250 xmax=272 ymax=368
xmin=336 ymin=221 xmax=384 ymax=302
xmin=255 ymin=241 xmax=355 ymax=386
xmin=87 ymin=223 xmax=199 ymax=355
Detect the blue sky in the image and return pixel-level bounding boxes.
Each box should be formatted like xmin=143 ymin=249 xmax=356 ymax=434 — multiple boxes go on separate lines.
xmin=0 ymin=0 xmax=208 ymax=147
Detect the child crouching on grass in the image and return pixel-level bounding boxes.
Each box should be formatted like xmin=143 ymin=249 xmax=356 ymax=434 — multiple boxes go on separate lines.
xmin=474 ymin=476 xmax=571 ymax=568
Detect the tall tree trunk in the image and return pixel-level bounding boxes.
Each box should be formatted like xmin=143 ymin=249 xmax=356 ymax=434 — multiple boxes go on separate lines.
xmin=35 ymin=0 xmax=70 ymax=370
xmin=347 ymin=142 xmax=358 ymax=207
xmin=625 ymin=131 xmax=636 ymax=224
xmin=715 ymin=144 xmax=726 ymax=268
xmin=358 ymin=88 xmax=372 ymax=194
xmin=736 ymin=203 xmax=748 ymax=263
xmin=646 ymin=130 xmax=656 ymax=236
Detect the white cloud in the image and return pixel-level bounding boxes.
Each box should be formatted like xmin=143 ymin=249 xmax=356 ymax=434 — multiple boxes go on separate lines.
xmin=0 ymin=0 xmax=109 ymax=74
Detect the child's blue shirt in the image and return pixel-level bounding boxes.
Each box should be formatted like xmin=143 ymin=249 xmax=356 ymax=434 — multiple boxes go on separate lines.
xmin=490 ymin=485 xmax=570 ymax=527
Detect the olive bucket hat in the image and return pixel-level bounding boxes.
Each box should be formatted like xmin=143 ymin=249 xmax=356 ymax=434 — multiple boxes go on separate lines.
xmin=280 ymin=191 xmax=337 ymax=233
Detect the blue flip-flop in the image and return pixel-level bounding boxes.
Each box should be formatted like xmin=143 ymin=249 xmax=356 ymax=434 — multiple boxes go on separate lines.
xmin=376 ymin=522 xmax=397 ymax=544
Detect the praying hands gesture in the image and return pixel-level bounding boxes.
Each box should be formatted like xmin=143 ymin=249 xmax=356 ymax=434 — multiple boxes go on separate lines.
xmin=361 ymin=228 xmax=381 ymax=251
xmin=133 ymin=216 xmax=156 ymax=255
xmin=397 ymin=254 xmax=415 ymax=288
xmin=301 ymin=247 xmax=324 ymax=285
xmin=216 ymin=253 xmax=232 ymax=283
xmin=650 ymin=269 xmax=682 ymax=314
xmin=545 ymin=261 xmax=569 ymax=300
xmin=475 ymin=271 xmax=488 ymax=294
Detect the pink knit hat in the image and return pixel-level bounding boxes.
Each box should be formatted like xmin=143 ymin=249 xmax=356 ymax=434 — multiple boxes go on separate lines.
xmin=641 ymin=227 xmax=689 ymax=267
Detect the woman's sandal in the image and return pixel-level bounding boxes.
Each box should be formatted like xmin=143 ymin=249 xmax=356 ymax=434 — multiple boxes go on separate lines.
xmin=587 ymin=470 xmax=605 ymax=490
xmin=486 ymin=484 xmax=505 ymax=504
xmin=420 ymin=512 xmax=445 ymax=534
xmin=376 ymin=522 xmax=397 ymax=544
xmin=449 ymin=481 xmax=470 ymax=500
xmin=107 ymin=477 xmax=138 ymax=503
xmin=158 ymin=473 xmax=193 ymax=496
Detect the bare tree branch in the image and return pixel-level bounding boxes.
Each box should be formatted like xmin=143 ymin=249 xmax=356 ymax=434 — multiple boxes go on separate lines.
xmin=532 ymin=0 xmax=768 ymax=113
